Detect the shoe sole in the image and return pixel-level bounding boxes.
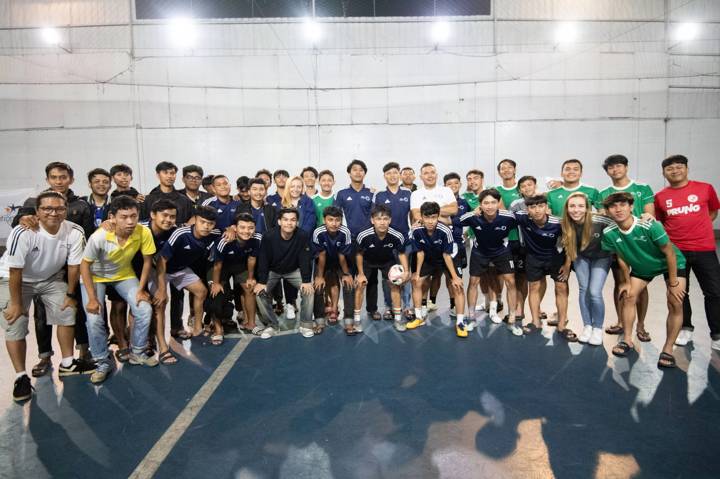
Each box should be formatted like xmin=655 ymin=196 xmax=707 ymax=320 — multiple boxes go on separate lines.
xmin=13 ymin=394 xmax=32 ymax=402
xmin=90 ymin=374 xmax=109 ymax=384
xmin=58 ymin=369 xmax=95 ymax=377
xmin=129 ymin=358 xmax=159 ymax=367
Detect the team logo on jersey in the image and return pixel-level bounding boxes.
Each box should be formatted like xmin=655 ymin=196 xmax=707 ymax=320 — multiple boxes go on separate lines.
xmin=346 ymin=196 xmax=353 ymax=201
xmin=688 ymin=194 xmax=698 ymax=203
xmin=419 ymin=239 xmax=425 ymax=244
xmin=635 ymin=236 xmax=647 ymax=242
xmin=384 ymin=199 xmax=391 ymax=204
xmin=616 ymin=238 xmax=622 ymax=243
xmin=593 ymin=233 xmax=600 ymax=238
xmin=665 ymin=199 xmax=672 ymax=208
xmin=218 ymin=209 xmax=223 ymax=213
xmin=184 ymin=245 xmax=191 ymax=250
xmin=495 ymin=226 xmax=507 ymax=231
xmin=228 ymin=251 xmax=235 ymax=255
xmin=399 ymin=197 xmax=409 ymax=202
xmin=384 ymin=243 xmax=394 ymax=248
xmin=368 ymin=244 xmax=375 ymax=248
xmin=361 ymin=196 xmax=371 ymax=202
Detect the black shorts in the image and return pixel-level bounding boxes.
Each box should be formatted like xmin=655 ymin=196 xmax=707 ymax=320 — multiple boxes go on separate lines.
xmin=455 ymin=244 xmax=468 ymax=269
xmin=510 ymin=240 xmax=526 ymax=274
xmin=631 ymin=268 xmax=688 ymax=283
xmin=470 ymin=252 xmax=515 ymax=276
xmin=363 ymin=261 xmax=395 ymax=281
xmin=526 ymin=253 xmax=567 ymax=283
xmin=419 ymin=255 xmax=464 ymax=279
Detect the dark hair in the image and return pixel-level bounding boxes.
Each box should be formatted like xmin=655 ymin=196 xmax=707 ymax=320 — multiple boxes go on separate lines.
xmin=443 ymin=172 xmax=461 ymax=184
xmin=517 ymin=175 xmax=537 ymax=189
xmin=248 ymin=178 xmax=266 ymax=189
xmin=602 ymin=154 xmax=628 ymax=171
xmin=194 ymin=205 xmax=218 ymax=222
xmin=524 ymin=194 xmax=548 ymax=207
xmin=36 ymin=191 xmax=67 ymax=209
xmin=45 ymin=162 xmax=74 ymax=178
xmin=108 ymin=195 xmax=139 ymax=216
xmin=662 ymin=154 xmax=688 ymax=169
xmin=420 ymin=201 xmax=440 ymax=217
xmin=234 ymin=212 xmax=255 ymax=224
xmin=278 ymin=207 xmax=299 ymax=220
xmin=235 ymin=176 xmax=250 ymax=190
xmin=497 ymin=159 xmax=517 ymax=172
xmin=150 ymin=199 xmax=177 ymax=214
xmin=202 ymin=175 xmax=215 ymax=188
xmin=211 ymin=174 xmax=228 ymax=185
xmin=273 ymin=169 xmax=290 ymax=179
xmin=155 ymin=161 xmax=178 ymax=174
xmin=87 ymin=168 xmax=111 ymax=183
xmin=371 ymin=204 xmax=391 ymax=218
xmin=561 ymin=159 xmax=583 ymax=171
xmin=383 ymin=162 xmax=400 ymax=173
xmin=255 ymin=169 xmax=272 ymax=178
xmin=603 ymin=192 xmax=634 ymax=209
xmin=478 ymin=189 xmax=501 ymax=203
xmin=466 ymin=169 xmax=484 ymax=179
xmin=420 ymin=162 xmax=435 ymax=171
xmin=400 ymin=167 xmax=415 ymax=173
xmin=346 ymin=159 xmax=367 ymax=174
xmin=301 ymin=166 xmax=318 ymax=178
xmin=110 ymin=163 xmax=132 ymax=177
xmin=318 ymin=169 xmax=334 ymax=179
xmin=323 ymin=205 xmax=343 ymax=219
xmin=182 ymin=165 xmax=204 ymax=177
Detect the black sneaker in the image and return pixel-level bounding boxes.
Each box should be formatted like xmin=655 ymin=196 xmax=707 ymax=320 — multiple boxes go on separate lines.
xmin=13 ymin=375 xmax=33 ymax=402
xmin=59 ymin=358 xmax=96 ymax=377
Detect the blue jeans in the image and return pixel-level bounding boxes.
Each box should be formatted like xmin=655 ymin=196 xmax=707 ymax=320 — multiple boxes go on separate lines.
xmin=382 ymin=280 xmax=412 ymax=310
xmin=82 ymin=277 xmax=153 ymax=363
xmin=573 ymin=256 xmax=612 ymax=328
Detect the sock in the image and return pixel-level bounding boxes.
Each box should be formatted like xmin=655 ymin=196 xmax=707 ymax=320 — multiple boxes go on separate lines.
xmin=490 ymin=300 xmax=498 ymax=314
xmin=393 ymin=307 xmax=402 ymax=321
xmin=430 ymin=295 xmax=437 ymax=304
xmin=456 ymin=314 xmax=465 ymax=325
xmin=16 ymin=371 xmax=27 ymax=379
xmin=61 ymin=356 xmax=73 ymax=368
xmin=422 ymin=299 xmax=427 ymax=307
xmin=415 ymin=307 xmax=423 ymax=319
xmin=449 ymin=297 xmax=455 ymax=309
xmin=353 ymin=310 xmax=361 ymax=322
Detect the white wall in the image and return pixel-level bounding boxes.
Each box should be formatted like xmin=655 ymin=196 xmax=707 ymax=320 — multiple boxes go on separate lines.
xmin=0 ymin=0 xmax=718 ymax=203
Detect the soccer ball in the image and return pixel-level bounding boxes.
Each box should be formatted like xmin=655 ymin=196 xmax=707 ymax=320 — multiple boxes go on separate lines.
xmin=388 ymin=264 xmax=405 ymax=285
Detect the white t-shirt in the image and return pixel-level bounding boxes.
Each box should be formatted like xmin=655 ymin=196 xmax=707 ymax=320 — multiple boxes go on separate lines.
xmin=0 ymin=221 xmax=85 ymax=282
xmin=410 ymin=185 xmax=457 ymax=210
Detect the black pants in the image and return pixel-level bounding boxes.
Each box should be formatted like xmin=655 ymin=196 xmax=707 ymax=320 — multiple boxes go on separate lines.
xmin=272 ymin=279 xmax=298 ymax=306
xmin=169 ymin=284 xmax=185 ymax=331
xmin=34 ymin=290 xmax=88 ymax=359
xmin=680 ymin=249 xmax=720 ymax=339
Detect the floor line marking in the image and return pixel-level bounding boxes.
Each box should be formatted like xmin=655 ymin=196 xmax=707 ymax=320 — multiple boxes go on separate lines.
xmin=128 ymin=337 xmax=254 ymax=479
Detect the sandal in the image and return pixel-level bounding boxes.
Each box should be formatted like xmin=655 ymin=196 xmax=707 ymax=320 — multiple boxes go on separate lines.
xmin=522 ymin=323 xmax=539 ymax=335
xmin=328 ymin=310 xmax=339 ymax=325
xmin=158 ymin=350 xmax=178 ymax=365
xmin=251 ymin=325 xmax=264 ymax=336
xmin=637 ymin=329 xmax=652 ymax=342
xmin=371 ymin=311 xmax=381 ymax=321
xmin=345 ymin=327 xmax=358 ymax=336
xmin=115 ymin=348 xmax=131 ymax=363
xmin=559 ymin=328 xmax=578 ymax=342
xmin=612 ymin=341 xmax=633 ymax=358
xmin=313 ymin=325 xmax=324 ymax=335
xmin=605 ymin=324 xmax=624 ymax=335
xmin=31 ymin=359 xmax=52 ymax=378
xmin=657 ymin=352 xmax=676 ymax=369
xmin=546 ymin=318 xmax=559 ymax=327
xmin=211 ymin=334 xmax=224 ymax=346
xmin=170 ymin=329 xmax=192 ymax=340
xmin=539 ymin=312 xmax=548 ymax=320
xmin=383 ymin=310 xmax=394 ymax=321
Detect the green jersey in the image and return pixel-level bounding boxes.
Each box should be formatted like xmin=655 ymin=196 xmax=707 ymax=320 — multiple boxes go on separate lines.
xmin=312 ymin=194 xmax=335 ymax=227
xmin=600 ymin=180 xmax=654 ymax=218
xmin=493 ymin=184 xmax=522 ymax=241
xmin=601 ymin=218 xmax=686 ymax=279
xmin=462 ymin=192 xmax=480 ymax=238
xmin=547 ymin=184 xmax=602 ymax=216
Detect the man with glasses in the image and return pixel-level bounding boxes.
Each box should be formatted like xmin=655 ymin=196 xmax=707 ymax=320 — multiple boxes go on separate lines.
xmin=179 ymin=165 xmax=212 ymax=206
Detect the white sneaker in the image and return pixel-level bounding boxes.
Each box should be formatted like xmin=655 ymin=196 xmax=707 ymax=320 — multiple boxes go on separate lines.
xmin=354 ymin=320 xmax=363 ymax=333
xmin=675 ymin=329 xmax=692 ymax=346
xmin=285 ymin=304 xmax=296 ymax=320
xmin=260 ymin=327 xmax=276 ymax=339
xmin=475 ymin=302 xmax=486 ymax=312
xmin=509 ymin=323 xmax=523 ymax=336
xmin=427 ymin=299 xmax=438 ymax=312
xmin=711 ymin=338 xmax=720 ymax=351
xmin=489 ymin=312 xmax=502 ymax=324
xmin=466 ymin=318 xmax=477 ymax=331
xmin=449 ymin=307 xmax=456 ymax=317
xmin=589 ymin=328 xmax=603 ymax=346
xmin=298 ymin=326 xmax=314 ymax=338
xmin=578 ymin=325 xmax=593 ymax=344
xmin=394 ymin=321 xmax=407 ymax=332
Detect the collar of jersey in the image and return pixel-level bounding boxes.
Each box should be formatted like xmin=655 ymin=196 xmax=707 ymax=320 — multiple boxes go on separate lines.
xmin=618 ymin=217 xmax=638 ymax=235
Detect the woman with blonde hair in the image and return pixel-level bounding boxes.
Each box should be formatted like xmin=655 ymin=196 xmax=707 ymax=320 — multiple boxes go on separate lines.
xmin=561 ymin=192 xmax=614 ymax=345
xmin=281 ymin=176 xmax=317 ymax=234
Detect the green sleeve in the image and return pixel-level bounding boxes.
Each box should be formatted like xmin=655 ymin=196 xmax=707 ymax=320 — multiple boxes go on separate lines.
xmin=649 ymin=221 xmax=669 ymax=246
xmin=591 ymin=188 xmax=603 ymax=210
xmin=640 ymin=184 xmax=654 ymax=206
xmin=601 ymin=231 xmax=615 ymax=252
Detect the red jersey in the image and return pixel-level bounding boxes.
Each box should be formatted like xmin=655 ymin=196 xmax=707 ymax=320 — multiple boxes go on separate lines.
xmin=654 ymin=180 xmax=719 ymax=252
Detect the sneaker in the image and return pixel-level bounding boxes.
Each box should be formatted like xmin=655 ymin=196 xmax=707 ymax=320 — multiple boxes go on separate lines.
xmin=260 ymin=327 xmax=277 ymax=339
xmin=466 ymin=318 xmax=477 ymax=332
xmin=406 ymin=318 xmax=426 ymax=330
xmin=285 ymin=304 xmax=296 ymax=320
xmin=675 ymin=329 xmax=693 ymax=346
xmin=90 ymin=362 xmax=112 ymax=384
xmin=456 ymin=321 xmax=468 ymax=338
xmin=489 ymin=312 xmax=502 ymax=324
xmin=421 ymin=306 xmax=428 ymax=318
xmin=12 ymin=375 xmax=33 ymax=402
xmin=589 ymin=328 xmax=604 ymax=346
xmin=394 ymin=321 xmax=407 ymax=332
xmin=449 ymin=307 xmax=457 ymax=317
xmin=509 ymin=323 xmax=523 ymax=336
xmin=475 ymin=302 xmax=486 ymax=312
xmin=59 ymin=358 xmax=96 ymax=377
xmin=129 ymin=353 xmax=159 ymax=367
xmin=427 ymin=299 xmax=438 ymax=312
xmin=353 ymin=320 xmax=364 ymax=333
xmin=298 ymin=326 xmax=315 ymax=338
xmin=578 ymin=325 xmax=593 ymax=344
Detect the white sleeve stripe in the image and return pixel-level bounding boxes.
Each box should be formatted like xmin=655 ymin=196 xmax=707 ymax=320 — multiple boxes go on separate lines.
xmin=168 ymin=227 xmax=191 ymax=245
xmin=9 ymin=228 xmax=27 ymax=255
xmin=201 ymin=197 xmax=217 ymax=206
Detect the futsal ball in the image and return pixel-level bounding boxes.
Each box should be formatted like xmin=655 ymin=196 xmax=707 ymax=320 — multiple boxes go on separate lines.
xmin=388 ymin=264 xmax=405 ymax=285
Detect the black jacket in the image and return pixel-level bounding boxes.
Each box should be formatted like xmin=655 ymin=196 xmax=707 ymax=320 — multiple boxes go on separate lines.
xmin=13 ymin=189 xmax=94 ymax=238
xmin=177 ymin=188 xmax=212 ymax=206
xmin=236 ymin=202 xmax=278 ymax=233
xmin=142 ymin=186 xmax=195 ymax=225
xmin=256 ymin=228 xmax=313 ymax=284
xmin=110 ymin=187 xmax=142 ymax=200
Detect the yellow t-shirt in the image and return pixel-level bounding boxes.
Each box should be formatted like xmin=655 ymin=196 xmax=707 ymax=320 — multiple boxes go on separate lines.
xmin=83 ymin=224 xmax=156 ymax=283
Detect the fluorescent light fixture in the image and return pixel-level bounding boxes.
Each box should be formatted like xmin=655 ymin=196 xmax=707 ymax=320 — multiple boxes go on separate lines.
xmin=554 ymin=22 xmax=578 ymax=44
xmin=168 ymin=17 xmax=197 ymax=48
xmin=431 ymin=20 xmax=451 ymax=44
xmin=304 ymin=18 xmax=322 ymax=43
xmin=674 ymin=22 xmax=699 ymax=42
xmin=41 ymin=27 xmax=61 ymax=45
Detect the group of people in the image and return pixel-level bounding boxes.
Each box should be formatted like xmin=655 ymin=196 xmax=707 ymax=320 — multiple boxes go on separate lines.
xmin=1 ymin=153 xmax=719 ymax=403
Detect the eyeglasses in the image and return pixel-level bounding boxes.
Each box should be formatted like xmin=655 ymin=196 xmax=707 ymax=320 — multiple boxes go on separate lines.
xmin=38 ymin=206 xmax=67 ymax=214
xmin=184 ymin=175 xmax=202 ymax=181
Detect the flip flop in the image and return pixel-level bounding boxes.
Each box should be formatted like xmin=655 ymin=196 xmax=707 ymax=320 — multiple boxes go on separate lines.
xmin=522 ymin=323 xmax=539 ymax=335
xmin=637 ymin=330 xmax=652 ymax=342
xmin=657 ymin=352 xmax=676 ymax=369
xmin=158 ymin=350 xmax=178 ymax=365
xmin=612 ymin=341 xmax=633 ymax=357
xmin=605 ymin=324 xmax=624 ymax=335
xmin=559 ymin=328 xmax=578 ymax=342
xmin=171 ymin=329 xmax=192 ymax=340
xmin=211 ymin=334 xmax=224 ymax=346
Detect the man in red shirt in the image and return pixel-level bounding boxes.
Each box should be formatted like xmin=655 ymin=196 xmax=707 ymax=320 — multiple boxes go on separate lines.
xmin=654 ymin=155 xmax=720 ymax=350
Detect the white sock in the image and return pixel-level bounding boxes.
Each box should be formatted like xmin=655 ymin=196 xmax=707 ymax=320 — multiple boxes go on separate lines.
xmin=16 ymin=371 xmax=27 ymax=379
xmin=414 ymin=308 xmax=423 ymax=318
xmin=353 ymin=310 xmax=361 ymax=322
xmin=489 ymin=301 xmax=498 ymax=314
xmin=61 ymin=356 xmax=73 ymax=368
xmin=456 ymin=314 xmax=465 ymax=325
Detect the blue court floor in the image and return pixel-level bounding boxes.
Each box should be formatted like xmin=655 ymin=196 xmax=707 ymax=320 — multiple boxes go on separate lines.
xmin=1 ymin=271 xmax=720 ymax=479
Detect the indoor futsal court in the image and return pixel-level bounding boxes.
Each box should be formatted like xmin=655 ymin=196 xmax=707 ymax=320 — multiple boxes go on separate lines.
xmin=1 ymin=1 xmax=720 ymax=478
